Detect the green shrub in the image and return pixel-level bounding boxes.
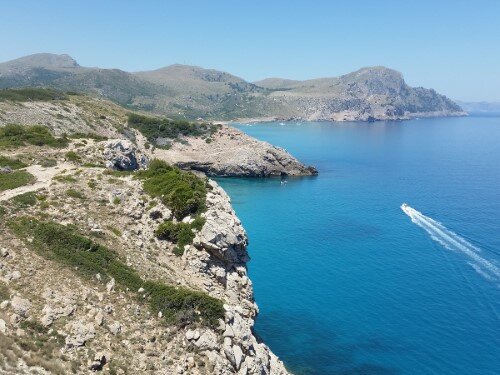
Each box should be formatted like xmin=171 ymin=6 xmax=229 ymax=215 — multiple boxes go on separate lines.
xmin=0 ymin=88 xmax=67 ymax=102
xmin=64 ymin=151 xmax=81 ymax=162
xmin=112 ymin=196 xmax=121 ymax=205
xmin=66 ymin=189 xmax=85 ymax=199
xmin=155 ymin=221 xmax=194 ymax=247
xmin=155 ymin=216 xmax=205 ymax=256
xmin=10 ymin=192 xmax=37 ymax=207
xmin=0 ymin=282 xmax=9 ymax=301
xmin=0 ymin=170 xmax=35 ymax=191
xmin=107 ymin=226 xmax=122 ymax=237
xmin=0 ymin=125 xmax=68 ymax=149
xmin=127 ymin=113 xmax=217 ymax=144
xmin=8 ymin=218 xmax=223 ymax=327
xmin=137 ymin=159 xmax=207 ymax=219
xmin=0 ymin=156 xmax=27 ymax=170
xmin=54 ymin=174 xmax=76 ymax=183
xmin=40 ymin=158 xmax=57 ymax=167
xmin=70 ymin=132 xmax=108 ymax=141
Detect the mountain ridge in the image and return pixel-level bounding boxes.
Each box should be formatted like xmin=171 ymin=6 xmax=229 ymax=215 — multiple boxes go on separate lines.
xmin=0 ymin=53 xmax=465 ymax=121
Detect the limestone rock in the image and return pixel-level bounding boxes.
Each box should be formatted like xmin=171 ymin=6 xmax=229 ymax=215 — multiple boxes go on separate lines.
xmin=65 ymin=321 xmax=95 ymax=348
xmin=103 ymin=139 xmax=147 ymax=171
xmin=10 ymin=296 xmax=31 ymax=317
xmin=193 ymin=330 xmax=219 ymax=351
xmin=108 ymin=321 xmax=122 ymax=335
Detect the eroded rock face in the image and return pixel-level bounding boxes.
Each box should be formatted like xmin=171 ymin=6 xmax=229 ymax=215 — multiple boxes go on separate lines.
xmin=149 ymin=125 xmax=318 ymax=177
xmin=187 ymin=181 xmax=289 ymax=374
xmin=103 ymin=139 xmax=148 ymax=171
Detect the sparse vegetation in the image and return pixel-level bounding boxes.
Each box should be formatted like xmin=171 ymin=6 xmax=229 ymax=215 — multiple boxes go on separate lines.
xmin=54 ymin=174 xmax=77 ymax=183
xmin=0 ymin=282 xmax=9 ymax=301
xmin=0 ymin=155 xmax=27 ymax=169
xmin=155 ymin=216 xmax=205 ymax=256
xmin=66 ymin=188 xmax=85 ymax=199
xmin=137 ymin=159 xmax=207 ymax=220
xmin=0 ymin=124 xmax=68 ymax=149
xmin=65 ymin=150 xmax=81 ymax=162
xmin=107 ymin=226 xmax=122 ymax=237
xmin=40 ymin=158 xmax=57 ymax=167
xmin=0 ymin=170 xmax=35 ymax=191
xmin=10 ymin=191 xmax=37 ymax=207
xmin=8 ymin=218 xmax=224 ymax=327
xmin=0 ymin=88 xmax=67 ymax=102
xmin=70 ymin=132 xmax=108 ymax=141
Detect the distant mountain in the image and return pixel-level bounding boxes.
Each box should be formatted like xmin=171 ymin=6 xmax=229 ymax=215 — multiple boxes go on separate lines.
xmin=0 ymin=53 xmax=465 ymax=121
xmin=456 ymin=101 xmax=500 ymax=114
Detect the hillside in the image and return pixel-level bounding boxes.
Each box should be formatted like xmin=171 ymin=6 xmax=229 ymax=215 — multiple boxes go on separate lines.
xmin=0 ymin=53 xmax=465 ymax=121
xmin=0 ymin=128 xmax=289 ymax=374
xmin=0 ymin=88 xmax=316 ymax=177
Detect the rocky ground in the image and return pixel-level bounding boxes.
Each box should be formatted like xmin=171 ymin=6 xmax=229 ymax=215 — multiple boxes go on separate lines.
xmin=0 ymin=139 xmax=290 ymax=374
xmin=0 ymin=95 xmax=316 ymax=178
xmin=141 ymin=126 xmax=317 ymax=177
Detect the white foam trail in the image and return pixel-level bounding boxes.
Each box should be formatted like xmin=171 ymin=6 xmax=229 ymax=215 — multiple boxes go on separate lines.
xmin=401 ymin=203 xmax=500 ymax=282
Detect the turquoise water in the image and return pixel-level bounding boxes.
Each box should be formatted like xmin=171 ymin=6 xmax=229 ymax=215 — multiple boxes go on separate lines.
xmin=216 ymin=117 xmax=500 ymax=375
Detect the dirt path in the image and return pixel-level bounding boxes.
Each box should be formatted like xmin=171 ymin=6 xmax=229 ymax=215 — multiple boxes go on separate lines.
xmin=0 ymin=163 xmax=74 ymax=202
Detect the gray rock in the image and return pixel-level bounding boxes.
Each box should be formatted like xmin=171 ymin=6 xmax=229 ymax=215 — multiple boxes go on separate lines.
xmin=108 ymin=321 xmax=121 ymax=335
xmin=185 ymin=329 xmax=200 ymax=341
xmin=65 ymin=321 xmax=95 ymax=347
xmin=193 ymin=330 xmax=219 ymax=351
xmin=103 ymin=139 xmax=146 ymax=171
xmin=10 ymin=296 xmax=31 ymax=317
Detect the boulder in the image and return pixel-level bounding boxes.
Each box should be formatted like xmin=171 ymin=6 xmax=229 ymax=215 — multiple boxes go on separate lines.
xmin=103 ymin=139 xmax=147 ymax=171
xmin=65 ymin=321 xmax=95 ymax=348
xmin=108 ymin=321 xmax=121 ymax=335
xmin=10 ymin=296 xmax=31 ymax=317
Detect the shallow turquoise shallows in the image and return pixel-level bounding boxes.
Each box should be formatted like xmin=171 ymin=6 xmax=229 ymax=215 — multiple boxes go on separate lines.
xmin=216 ymin=116 xmax=500 ymax=375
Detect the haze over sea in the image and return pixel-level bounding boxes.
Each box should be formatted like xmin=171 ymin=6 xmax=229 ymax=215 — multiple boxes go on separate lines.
xmin=217 ymin=116 xmax=500 ymax=375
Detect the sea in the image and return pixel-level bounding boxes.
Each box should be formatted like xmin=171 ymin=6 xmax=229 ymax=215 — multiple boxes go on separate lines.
xmin=216 ymin=115 xmax=500 ymax=375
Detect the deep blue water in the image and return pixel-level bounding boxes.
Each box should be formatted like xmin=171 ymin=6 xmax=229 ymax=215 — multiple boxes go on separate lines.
xmin=216 ymin=117 xmax=500 ymax=375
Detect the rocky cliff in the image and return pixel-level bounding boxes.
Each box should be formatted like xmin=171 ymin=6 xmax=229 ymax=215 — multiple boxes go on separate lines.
xmin=0 ymin=135 xmax=290 ymax=374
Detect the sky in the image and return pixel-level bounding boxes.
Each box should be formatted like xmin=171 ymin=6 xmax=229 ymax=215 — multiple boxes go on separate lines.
xmin=0 ymin=0 xmax=499 ymax=101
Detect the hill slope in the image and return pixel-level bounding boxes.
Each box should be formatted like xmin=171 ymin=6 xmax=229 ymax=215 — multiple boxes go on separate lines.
xmin=0 ymin=53 xmax=465 ymax=121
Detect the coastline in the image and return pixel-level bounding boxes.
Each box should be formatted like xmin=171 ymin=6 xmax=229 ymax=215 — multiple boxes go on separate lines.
xmin=215 ymin=110 xmax=468 ymax=126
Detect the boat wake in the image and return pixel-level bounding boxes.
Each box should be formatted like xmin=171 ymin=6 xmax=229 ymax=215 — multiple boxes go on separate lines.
xmin=401 ymin=203 xmax=500 ymax=282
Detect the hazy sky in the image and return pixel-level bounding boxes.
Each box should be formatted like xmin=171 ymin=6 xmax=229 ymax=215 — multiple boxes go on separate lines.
xmin=1 ymin=0 xmax=499 ymax=101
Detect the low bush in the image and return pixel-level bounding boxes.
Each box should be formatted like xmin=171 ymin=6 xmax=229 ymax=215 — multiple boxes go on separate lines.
xmin=127 ymin=113 xmax=217 ymax=144
xmin=70 ymin=132 xmax=108 ymax=141
xmin=0 ymin=88 xmax=67 ymax=102
xmin=54 ymin=174 xmax=76 ymax=183
xmin=8 ymin=218 xmax=223 ymax=327
xmin=66 ymin=188 xmax=85 ymax=199
xmin=40 ymin=158 xmax=57 ymax=167
xmin=0 ymin=124 xmax=68 ymax=149
xmin=10 ymin=191 xmax=37 ymax=207
xmin=64 ymin=151 xmax=81 ymax=162
xmin=0 ymin=282 xmax=9 ymax=301
xmin=155 ymin=216 xmax=205 ymax=256
xmin=0 ymin=170 xmax=35 ymax=191
xmin=0 ymin=156 xmax=27 ymax=170
xmin=137 ymin=159 xmax=207 ymax=219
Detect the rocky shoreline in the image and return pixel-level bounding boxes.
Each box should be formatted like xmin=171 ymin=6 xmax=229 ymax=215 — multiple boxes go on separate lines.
xmin=220 ymin=110 xmax=467 ymax=125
